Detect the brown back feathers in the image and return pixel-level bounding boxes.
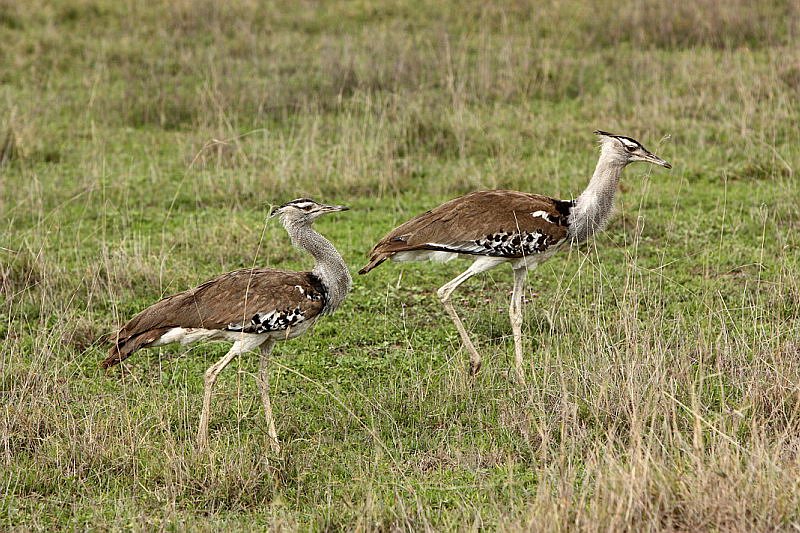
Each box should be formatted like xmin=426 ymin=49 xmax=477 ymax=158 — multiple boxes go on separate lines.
xmin=359 ymin=190 xmax=572 ymax=273
xmin=103 ymin=268 xmax=325 ymax=368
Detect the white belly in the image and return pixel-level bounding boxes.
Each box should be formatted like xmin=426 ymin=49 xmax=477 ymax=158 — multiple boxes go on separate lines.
xmin=149 ymin=318 xmax=318 ymax=349
xmin=392 ymin=250 xmax=459 ymax=263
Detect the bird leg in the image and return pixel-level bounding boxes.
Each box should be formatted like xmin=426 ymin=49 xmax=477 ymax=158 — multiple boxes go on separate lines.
xmin=436 ymin=259 xmax=500 ymax=376
xmin=197 ymin=337 xmax=260 ymax=449
xmin=255 ymin=338 xmax=280 ymax=454
xmin=510 ymin=267 xmax=528 ymax=384
xmin=441 ymin=298 xmax=482 ymax=375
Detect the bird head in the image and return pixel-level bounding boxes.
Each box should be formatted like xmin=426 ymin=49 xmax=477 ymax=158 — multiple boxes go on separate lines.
xmin=594 ymin=130 xmax=672 ymax=169
xmin=269 ymin=198 xmax=349 ymax=226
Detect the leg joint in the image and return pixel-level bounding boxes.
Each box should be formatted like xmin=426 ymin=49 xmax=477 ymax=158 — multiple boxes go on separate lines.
xmin=204 ymin=367 xmax=218 ymax=384
xmin=436 ymin=286 xmax=450 ymax=302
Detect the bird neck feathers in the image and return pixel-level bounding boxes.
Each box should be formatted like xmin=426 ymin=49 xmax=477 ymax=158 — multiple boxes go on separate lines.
xmin=568 ymin=144 xmax=627 ymax=243
xmin=285 ymin=221 xmax=351 ymax=313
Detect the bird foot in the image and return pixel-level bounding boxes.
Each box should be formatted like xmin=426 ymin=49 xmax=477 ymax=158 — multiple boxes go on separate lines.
xmin=196 ymin=428 xmax=209 ymax=451
xmin=469 ymin=359 xmax=482 ymax=376
xmin=268 ymin=438 xmax=281 ymax=455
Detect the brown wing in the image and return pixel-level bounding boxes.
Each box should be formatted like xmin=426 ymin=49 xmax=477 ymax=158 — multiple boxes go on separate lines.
xmin=103 ymin=268 xmax=325 ymax=367
xmin=359 ymin=190 xmax=574 ymax=273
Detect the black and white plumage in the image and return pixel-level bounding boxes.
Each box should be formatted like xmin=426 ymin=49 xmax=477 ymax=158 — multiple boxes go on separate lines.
xmin=103 ymin=198 xmax=352 ymax=452
xmin=360 ymin=131 xmax=671 ymax=382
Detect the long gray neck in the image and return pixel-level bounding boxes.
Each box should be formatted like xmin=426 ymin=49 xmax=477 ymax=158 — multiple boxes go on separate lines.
xmin=285 ymin=222 xmax=351 ymax=313
xmin=568 ymin=147 xmax=627 ymax=243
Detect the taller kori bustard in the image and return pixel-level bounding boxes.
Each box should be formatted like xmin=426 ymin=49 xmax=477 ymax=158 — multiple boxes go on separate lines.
xmin=359 ymin=131 xmax=671 ymax=383
xmin=103 ymin=199 xmax=352 ymax=453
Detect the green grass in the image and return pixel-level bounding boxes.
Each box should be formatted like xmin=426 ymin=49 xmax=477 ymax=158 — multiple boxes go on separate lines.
xmin=2 ymin=0 xmax=800 ymax=529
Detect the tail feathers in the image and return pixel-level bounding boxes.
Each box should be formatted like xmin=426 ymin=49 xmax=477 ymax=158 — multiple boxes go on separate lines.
xmin=101 ymin=343 xmax=134 ymax=369
xmin=358 ymin=256 xmax=387 ymax=275
xmin=101 ymin=328 xmax=170 ymax=369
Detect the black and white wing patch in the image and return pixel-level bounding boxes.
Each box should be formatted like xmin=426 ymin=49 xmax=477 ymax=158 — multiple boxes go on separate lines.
xmin=422 ymin=230 xmax=558 ymax=258
xmin=226 ymin=306 xmax=307 ymax=333
xmin=223 ymin=281 xmax=325 ymax=334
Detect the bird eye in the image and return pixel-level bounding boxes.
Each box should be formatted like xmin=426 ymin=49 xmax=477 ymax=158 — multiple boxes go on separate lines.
xmin=619 ymin=140 xmax=638 ymax=153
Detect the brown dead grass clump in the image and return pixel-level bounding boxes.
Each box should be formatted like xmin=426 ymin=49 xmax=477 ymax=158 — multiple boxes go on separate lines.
xmin=0 ymin=250 xmax=43 ymax=295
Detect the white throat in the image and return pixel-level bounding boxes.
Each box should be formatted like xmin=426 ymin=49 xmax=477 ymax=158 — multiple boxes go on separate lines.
xmin=282 ymin=218 xmax=352 ymax=313
xmin=568 ymin=144 xmax=628 ymax=243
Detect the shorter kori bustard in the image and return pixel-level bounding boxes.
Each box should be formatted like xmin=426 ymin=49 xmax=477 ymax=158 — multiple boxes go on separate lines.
xmin=103 ymin=199 xmax=352 ymax=452
xmin=360 ymin=131 xmax=671 ymax=382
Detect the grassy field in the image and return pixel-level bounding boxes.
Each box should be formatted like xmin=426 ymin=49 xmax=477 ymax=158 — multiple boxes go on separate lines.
xmin=2 ymin=0 xmax=799 ymax=529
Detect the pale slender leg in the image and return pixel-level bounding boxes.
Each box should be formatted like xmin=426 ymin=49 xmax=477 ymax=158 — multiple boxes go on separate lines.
xmin=510 ymin=267 xmax=528 ymax=384
xmin=442 ymin=299 xmax=482 ymax=374
xmin=436 ymin=258 xmax=502 ymax=375
xmin=197 ymin=337 xmax=261 ymax=449
xmin=255 ymin=338 xmax=280 ymax=453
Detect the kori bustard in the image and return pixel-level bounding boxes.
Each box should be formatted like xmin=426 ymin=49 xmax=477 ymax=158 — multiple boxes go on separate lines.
xmin=103 ymin=199 xmax=352 ymax=452
xmin=359 ymin=131 xmax=671 ymax=382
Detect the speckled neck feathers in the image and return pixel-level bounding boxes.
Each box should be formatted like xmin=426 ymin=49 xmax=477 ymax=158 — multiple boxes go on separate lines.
xmin=567 ymin=144 xmax=627 ymax=243
xmin=283 ymin=220 xmax=351 ymax=314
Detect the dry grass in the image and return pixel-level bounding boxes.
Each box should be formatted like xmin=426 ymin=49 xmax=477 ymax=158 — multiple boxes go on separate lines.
xmin=1 ymin=0 xmax=799 ymax=530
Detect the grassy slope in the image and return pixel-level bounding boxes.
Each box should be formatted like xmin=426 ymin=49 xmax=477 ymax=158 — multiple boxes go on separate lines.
xmin=1 ymin=0 xmax=799 ymax=529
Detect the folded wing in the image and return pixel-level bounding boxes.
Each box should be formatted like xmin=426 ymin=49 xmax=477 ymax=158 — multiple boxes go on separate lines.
xmin=103 ymin=268 xmax=326 ymax=367
xmin=360 ymin=190 xmax=573 ymax=273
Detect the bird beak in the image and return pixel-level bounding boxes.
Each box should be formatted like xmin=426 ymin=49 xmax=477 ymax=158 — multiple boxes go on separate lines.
xmin=323 ymin=204 xmax=350 ymax=212
xmin=642 ymin=151 xmax=672 ymax=169
xmin=268 ymin=206 xmax=280 ymax=218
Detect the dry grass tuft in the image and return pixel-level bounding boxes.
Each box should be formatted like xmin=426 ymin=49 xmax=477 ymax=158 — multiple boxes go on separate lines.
xmin=0 ymin=250 xmax=43 ymax=295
